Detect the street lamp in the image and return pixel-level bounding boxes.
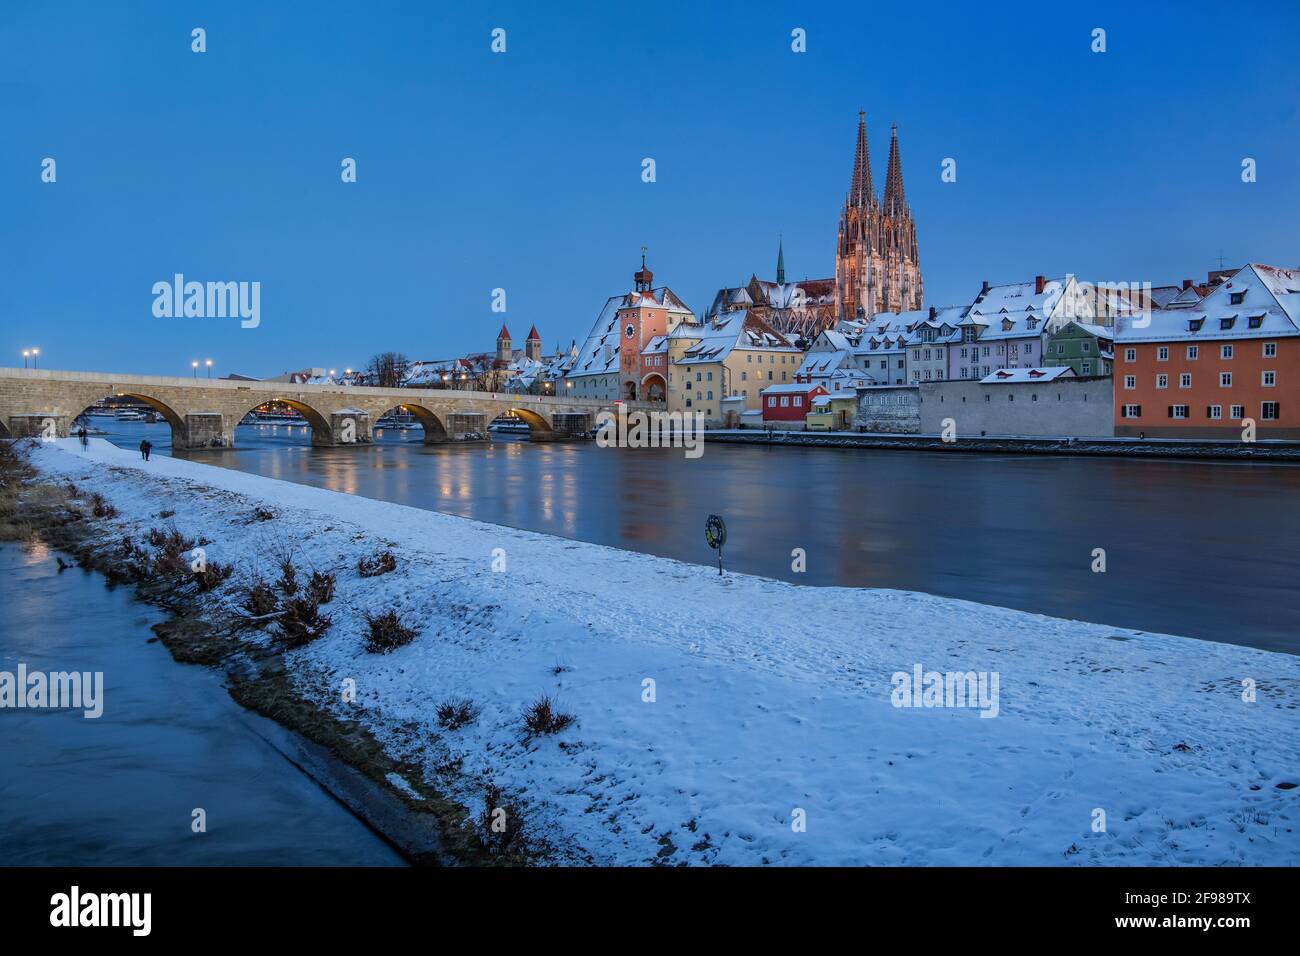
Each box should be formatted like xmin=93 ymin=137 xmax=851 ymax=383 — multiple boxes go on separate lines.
xmin=191 ymin=361 xmax=199 ymax=378
xmin=205 ymin=359 xmax=213 ymax=378
xmin=22 ymin=350 xmax=30 ymax=368
xmin=31 ymin=348 xmax=39 ymax=368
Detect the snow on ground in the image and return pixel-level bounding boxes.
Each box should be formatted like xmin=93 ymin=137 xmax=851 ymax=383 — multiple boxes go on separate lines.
xmin=27 ymin=439 xmax=1300 ymax=865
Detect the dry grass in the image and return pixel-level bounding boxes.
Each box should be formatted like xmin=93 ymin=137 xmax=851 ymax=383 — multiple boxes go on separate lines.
xmin=363 ymin=609 xmax=417 ymax=653
xmin=358 ymin=549 xmax=397 ymax=577
xmin=522 ymin=695 xmax=575 ymax=736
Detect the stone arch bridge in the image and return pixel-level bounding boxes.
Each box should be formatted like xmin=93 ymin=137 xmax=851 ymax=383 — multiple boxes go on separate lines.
xmin=0 ymin=368 xmax=649 ymax=449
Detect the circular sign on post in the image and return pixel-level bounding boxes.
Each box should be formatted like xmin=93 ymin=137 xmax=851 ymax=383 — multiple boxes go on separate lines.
xmin=705 ymin=514 xmax=727 ymax=550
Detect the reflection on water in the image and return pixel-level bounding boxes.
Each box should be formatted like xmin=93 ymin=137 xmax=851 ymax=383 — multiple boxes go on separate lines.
xmin=96 ymin=419 xmax=1300 ymax=653
xmin=0 ymin=542 xmax=405 ymax=865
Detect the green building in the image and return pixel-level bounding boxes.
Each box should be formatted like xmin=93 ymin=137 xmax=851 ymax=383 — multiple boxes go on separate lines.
xmin=1045 ymin=321 xmax=1113 ymax=377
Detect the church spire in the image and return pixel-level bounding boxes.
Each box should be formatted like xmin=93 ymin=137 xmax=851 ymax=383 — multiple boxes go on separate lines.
xmin=884 ymin=123 xmax=906 ymax=215
xmin=776 ymin=236 xmax=785 ymax=285
xmin=848 ymin=110 xmax=873 ymax=207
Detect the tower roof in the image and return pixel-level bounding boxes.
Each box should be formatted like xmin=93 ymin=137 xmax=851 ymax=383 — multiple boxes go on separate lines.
xmin=526 ymin=324 xmax=541 ymax=341
xmin=497 ymin=324 xmax=511 ymax=341
xmin=884 ymin=123 xmax=906 ymax=215
xmin=776 ymin=237 xmax=786 ymax=285
xmin=848 ymin=110 xmax=874 ymax=207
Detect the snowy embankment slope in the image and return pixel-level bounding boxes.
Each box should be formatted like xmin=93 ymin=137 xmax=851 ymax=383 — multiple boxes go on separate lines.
xmin=29 ymin=439 xmax=1300 ymax=865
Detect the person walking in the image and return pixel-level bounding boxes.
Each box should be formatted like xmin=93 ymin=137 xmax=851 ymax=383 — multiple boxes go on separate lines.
xmin=78 ymin=426 xmax=88 ymax=450
xmin=143 ymin=440 xmax=152 ymax=461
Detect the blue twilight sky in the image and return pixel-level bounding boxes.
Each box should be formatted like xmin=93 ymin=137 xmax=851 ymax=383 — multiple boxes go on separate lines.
xmin=3 ymin=0 xmax=1298 ymax=378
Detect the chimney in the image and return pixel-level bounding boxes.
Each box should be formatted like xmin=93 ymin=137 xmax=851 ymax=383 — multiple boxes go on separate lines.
xmin=979 ymin=280 xmax=990 ymax=299
xmin=1035 ymin=275 xmax=1046 ymax=295
xmin=928 ymin=306 xmax=937 ymax=320
xmin=1182 ymin=278 xmax=1193 ymax=290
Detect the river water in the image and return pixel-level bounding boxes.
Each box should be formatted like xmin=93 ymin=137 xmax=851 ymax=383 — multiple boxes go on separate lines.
xmin=93 ymin=417 xmax=1300 ymax=654
xmin=0 ymin=540 xmax=405 ymax=865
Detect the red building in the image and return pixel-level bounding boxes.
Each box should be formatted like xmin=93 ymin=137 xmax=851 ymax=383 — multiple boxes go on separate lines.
xmin=760 ymin=382 xmax=828 ymax=422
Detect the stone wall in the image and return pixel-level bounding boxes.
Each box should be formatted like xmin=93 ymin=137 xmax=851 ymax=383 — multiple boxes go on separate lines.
xmin=854 ymin=386 xmax=922 ymax=433
xmin=918 ymin=377 xmax=1113 ymax=438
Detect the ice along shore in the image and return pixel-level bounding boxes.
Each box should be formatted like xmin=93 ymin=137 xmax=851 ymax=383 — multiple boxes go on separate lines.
xmin=15 ymin=438 xmax=1300 ymax=866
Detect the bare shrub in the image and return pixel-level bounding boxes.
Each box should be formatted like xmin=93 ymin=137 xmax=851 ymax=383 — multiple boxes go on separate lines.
xmin=478 ymin=784 xmax=526 ymax=855
xmin=193 ymin=561 xmax=233 ymax=593
xmin=357 ymin=549 xmax=397 ymax=578
xmin=90 ymin=493 xmax=118 ymax=519
xmin=244 ymin=580 xmax=279 ymax=619
xmin=522 ymin=695 xmax=575 ymax=736
xmin=436 ymin=698 xmax=480 ymax=731
xmin=279 ymin=596 xmax=332 ymax=648
xmin=363 ymin=610 xmax=417 ymax=653
xmin=277 ymin=559 xmax=299 ymax=596
xmin=251 ymin=506 xmax=275 ymax=522
xmin=307 ymin=570 xmax=336 ymax=605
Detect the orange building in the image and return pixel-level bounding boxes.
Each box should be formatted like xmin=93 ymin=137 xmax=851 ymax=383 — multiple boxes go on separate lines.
xmin=1114 ymin=264 xmax=1300 ymax=438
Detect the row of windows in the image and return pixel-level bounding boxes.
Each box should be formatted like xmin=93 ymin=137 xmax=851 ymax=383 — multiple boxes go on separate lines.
xmin=745 ymin=353 xmax=794 ymax=364
xmin=1120 ymin=403 xmax=1280 ymax=421
xmin=1127 ymin=343 xmax=1277 ymax=362
xmin=766 ymin=395 xmax=807 ymax=408
xmin=1126 ymin=371 xmax=1278 ymax=389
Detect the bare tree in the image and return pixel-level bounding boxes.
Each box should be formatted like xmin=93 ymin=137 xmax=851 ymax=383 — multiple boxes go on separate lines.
xmin=366 ymin=352 xmax=410 ymax=388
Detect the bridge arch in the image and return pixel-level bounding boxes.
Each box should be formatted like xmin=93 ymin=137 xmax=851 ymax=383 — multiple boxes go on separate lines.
xmin=507 ymin=406 xmax=554 ymax=439
xmin=640 ymin=372 xmax=667 ymax=403
xmin=72 ymin=392 xmax=186 ymax=450
xmin=239 ymin=398 xmax=334 ymax=445
xmin=0 ymin=419 xmax=11 ymax=440
xmin=373 ymin=403 xmax=449 ymax=443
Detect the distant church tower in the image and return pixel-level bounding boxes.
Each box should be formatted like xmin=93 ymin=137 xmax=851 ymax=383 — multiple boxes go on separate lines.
xmin=525 ymin=324 xmax=542 ymax=361
xmin=496 ymin=324 xmax=512 ymax=362
xmin=835 ymin=112 xmax=922 ymax=320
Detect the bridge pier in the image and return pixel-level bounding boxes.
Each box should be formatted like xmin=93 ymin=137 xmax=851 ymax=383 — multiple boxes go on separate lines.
xmin=321 ymin=410 xmax=372 ymax=447
xmin=445 ymin=412 xmax=486 ymax=442
xmin=546 ymin=412 xmax=594 ymax=441
xmin=180 ymin=413 xmax=231 ymax=449
xmin=8 ymin=414 xmax=68 ymax=440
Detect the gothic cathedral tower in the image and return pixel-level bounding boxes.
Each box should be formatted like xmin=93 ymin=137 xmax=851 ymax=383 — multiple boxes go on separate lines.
xmin=835 ymin=112 xmax=922 ymax=321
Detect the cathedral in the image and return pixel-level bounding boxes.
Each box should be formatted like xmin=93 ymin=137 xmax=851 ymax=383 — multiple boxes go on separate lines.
xmin=835 ymin=111 xmax=923 ymax=320
xmin=707 ymin=112 xmax=923 ymax=339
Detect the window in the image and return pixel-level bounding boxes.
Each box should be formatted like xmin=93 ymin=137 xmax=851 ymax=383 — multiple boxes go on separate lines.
xmin=1082 ymin=341 xmax=1091 ymax=353
xmin=1220 ymin=372 xmax=1232 ymax=387
xmin=1208 ymin=405 xmax=1222 ymax=420
xmin=1169 ymin=405 xmax=1189 ymax=419
xmin=1261 ymin=402 xmax=1280 ymax=421
xmin=695 ymin=372 xmax=702 ymax=381
xmin=1121 ymin=405 xmax=1142 ymax=418
xmin=960 ymin=368 xmax=968 ymax=379
xmin=960 ymin=347 xmax=968 ymax=358
xmin=1221 ymin=344 xmax=1233 ymax=359
xmin=1220 ymin=316 xmax=1236 ymax=330
xmin=1186 ymin=346 xmax=1198 ymax=360
xmin=982 ymin=347 xmax=990 ymax=357
xmin=1025 ymin=343 xmax=1032 ymax=354
xmin=793 ymin=396 xmax=803 ymax=407
xmin=1157 ymin=346 xmax=1169 ymax=361
xmin=1263 ymin=371 xmax=1276 ymax=387
xmin=1056 ymin=344 xmax=1065 ymax=355
xmin=1082 ymin=363 xmax=1091 ymax=376
xmin=1230 ymin=405 xmax=1244 ymax=420
xmin=1156 ymin=374 xmax=1168 ymax=389
xmin=1124 ymin=375 xmax=1136 ymax=390
xmin=1263 ymin=342 xmax=1277 ymax=357
xmin=707 ymin=390 xmax=713 ymax=400
xmin=1179 ymin=373 xmax=1191 ymax=389
xmin=1230 ymin=291 xmax=1245 ymax=305
xmin=1248 ymin=315 xmax=1263 ymax=329
xmin=741 ymin=371 xmax=747 ymax=381
xmin=779 ymin=396 xmax=789 ymax=407
xmin=706 ymin=371 xmax=713 ymax=381
xmin=1125 ymin=348 xmax=1136 ymax=362
xmin=767 ymin=397 xmax=776 ymax=408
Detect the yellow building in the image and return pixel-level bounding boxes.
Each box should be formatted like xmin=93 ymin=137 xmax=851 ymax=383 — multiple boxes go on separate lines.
xmin=805 ymin=394 xmax=859 ymax=431
xmin=648 ymin=311 xmax=804 ymax=424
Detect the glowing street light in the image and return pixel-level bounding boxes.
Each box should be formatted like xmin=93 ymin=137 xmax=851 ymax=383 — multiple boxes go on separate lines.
xmin=205 ymin=359 xmax=213 ymax=378
xmin=22 ymin=350 xmax=30 ymax=368
xmin=191 ymin=361 xmax=199 ymax=378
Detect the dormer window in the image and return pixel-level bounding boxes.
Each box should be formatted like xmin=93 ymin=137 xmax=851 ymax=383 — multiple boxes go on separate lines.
xmin=1027 ymin=317 xmax=1038 ymax=329
xmin=1001 ymin=319 xmax=1014 ymax=331
xmin=1219 ymin=316 xmax=1236 ymax=330
xmin=1229 ymin=291 xmax=1245 ymax=305
xmin=1248 ymin=314 xmax=1264 ymax=329
xmin=1188 ymin=318 xmax=1204 ymax=332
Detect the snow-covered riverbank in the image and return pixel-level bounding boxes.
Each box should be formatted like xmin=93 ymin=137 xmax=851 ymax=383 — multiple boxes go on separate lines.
xmin=24 ymin=439 xmax=1300 ymax=865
